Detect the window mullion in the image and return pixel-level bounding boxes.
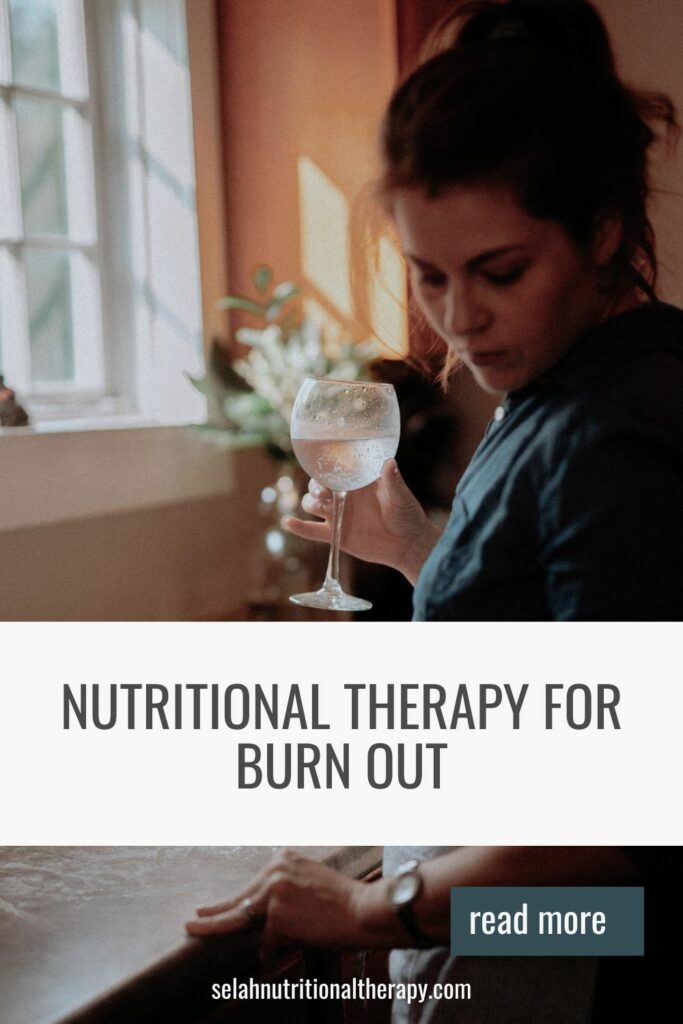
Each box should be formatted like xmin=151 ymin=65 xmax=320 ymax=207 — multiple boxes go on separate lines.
xmin=0 ymin=0 xmax=11 ymax=86
xmin=69 ymin=250 xmax=104 ymax=390
xmin=62 ymin=104 xmax=96 ymax=246
xmin=0 ymin=54 xmax=29 ymax=386
xmin=60 ymin=1 xmax=103 ymax=392
xmin=57 ymin=0 xmax=88 ymax=101
xmin=0 ymin=91 xmax=22 ymax=241
xmin=122 ymin=0 xmax=155 ymax=417
xmin=0 ymin=246 xmax=31 ymax=390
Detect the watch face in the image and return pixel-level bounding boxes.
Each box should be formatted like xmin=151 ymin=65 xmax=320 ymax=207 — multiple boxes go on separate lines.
xmin=392 ymin=872 xmax=420 ymax=907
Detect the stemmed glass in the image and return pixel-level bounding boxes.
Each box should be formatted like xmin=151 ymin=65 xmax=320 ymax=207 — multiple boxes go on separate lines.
xmin=289 ymin=377 xmax=400 ymax=611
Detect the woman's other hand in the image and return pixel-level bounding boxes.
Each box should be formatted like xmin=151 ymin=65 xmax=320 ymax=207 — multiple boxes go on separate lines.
xmin=185 ymin=849 xmax=383 ymax=954
xmin=283 ymin=459 xmax=442 ymax=585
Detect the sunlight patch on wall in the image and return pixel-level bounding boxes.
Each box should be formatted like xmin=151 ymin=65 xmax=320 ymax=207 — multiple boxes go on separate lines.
xmin=371 ymin=232 xmax=407 ymax=357
xmin=297 ymin=155 xmax=406 ymax=356
xmin=298 ymin=156 xmax=352 ymax=319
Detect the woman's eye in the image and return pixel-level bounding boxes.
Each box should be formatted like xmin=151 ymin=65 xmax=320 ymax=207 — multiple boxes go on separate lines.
xmin=417 ymin=272 xmax=447 ymax=288
xmin=482 ymin=266 xmax=526 ymax=286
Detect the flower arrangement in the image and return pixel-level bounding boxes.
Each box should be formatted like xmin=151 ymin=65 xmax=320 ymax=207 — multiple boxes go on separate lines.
xmin=189 ymin=265 xmax=380 ymax=462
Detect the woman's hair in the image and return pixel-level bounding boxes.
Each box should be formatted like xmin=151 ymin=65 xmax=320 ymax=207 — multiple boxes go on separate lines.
xmin=379 ymin=0 xmax=679 ymax=309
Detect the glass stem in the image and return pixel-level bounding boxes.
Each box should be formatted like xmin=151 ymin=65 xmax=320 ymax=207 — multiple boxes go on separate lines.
xmin=322 ymin=489 xmax=347 ymax=594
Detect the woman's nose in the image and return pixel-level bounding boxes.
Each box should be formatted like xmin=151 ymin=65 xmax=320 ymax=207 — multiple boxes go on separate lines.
xmin=443 ymin=284 xmax=490 ymax=338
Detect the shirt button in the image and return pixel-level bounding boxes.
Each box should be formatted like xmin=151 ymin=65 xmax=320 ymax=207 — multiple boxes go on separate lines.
xmin=494 ymin=405 xmax=506 ymax=421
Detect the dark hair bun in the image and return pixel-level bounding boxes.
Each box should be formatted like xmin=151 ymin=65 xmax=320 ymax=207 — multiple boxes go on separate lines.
xmin=455 ymin=0 xmax=615 ymax=76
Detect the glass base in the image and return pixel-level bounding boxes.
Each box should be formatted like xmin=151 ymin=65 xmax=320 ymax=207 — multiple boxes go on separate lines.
xmin=289 ymin=588 xmax=372 ymax=612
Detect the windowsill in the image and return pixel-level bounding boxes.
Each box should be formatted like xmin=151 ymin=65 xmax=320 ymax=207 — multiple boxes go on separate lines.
xmin=1 ymin=414 xmax=194 ymax=437
xmin=0 ymin=421 xmax=252 ymax=533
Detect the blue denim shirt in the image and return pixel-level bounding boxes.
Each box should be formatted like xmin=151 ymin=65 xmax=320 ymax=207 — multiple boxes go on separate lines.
xmin=413 ymin=304 xmax=683 ymax=621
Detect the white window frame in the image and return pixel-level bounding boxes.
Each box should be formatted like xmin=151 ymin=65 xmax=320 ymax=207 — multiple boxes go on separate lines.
xmin=0 ymin=0 xmax=206 ymax=428
xmin=0 ymin=0 xmax=225 ymax=537
xmin=0 ymin=0 xmax=105 ymax=409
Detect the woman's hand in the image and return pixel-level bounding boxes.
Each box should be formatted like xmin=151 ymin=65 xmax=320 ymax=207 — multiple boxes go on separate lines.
xmin=283 ymin=459 xmax=442 ymax=586
xmin=185 ymin=849 xmax=386 ymax=954
xmin=186 ymin=846 xmax=639 ymax=962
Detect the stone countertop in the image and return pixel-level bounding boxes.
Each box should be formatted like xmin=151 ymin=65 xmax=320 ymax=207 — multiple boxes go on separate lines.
xmin=0 ymin=846 xmax=380 ymax=1024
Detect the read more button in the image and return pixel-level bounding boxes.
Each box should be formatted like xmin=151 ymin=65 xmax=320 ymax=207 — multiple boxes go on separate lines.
xmin=450 ymin=887 xmax=644 ymax=956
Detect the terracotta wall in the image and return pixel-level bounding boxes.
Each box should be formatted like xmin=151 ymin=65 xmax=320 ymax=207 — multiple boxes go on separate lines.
xmin=216 ymin=0 xmax=398 ymax=306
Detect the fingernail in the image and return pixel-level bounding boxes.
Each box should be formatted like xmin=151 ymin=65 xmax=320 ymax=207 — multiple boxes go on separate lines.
xmin=313 ymin=486 xmax=323 ymax=496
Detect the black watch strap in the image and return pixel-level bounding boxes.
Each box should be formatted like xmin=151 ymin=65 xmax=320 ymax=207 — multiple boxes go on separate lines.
xmin=396 ymin=903 xmax=430 ymax=946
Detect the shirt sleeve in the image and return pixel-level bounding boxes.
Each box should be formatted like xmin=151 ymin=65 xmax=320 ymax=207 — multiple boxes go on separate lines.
xmin=537 ymin=425 xmax=683 ymax=620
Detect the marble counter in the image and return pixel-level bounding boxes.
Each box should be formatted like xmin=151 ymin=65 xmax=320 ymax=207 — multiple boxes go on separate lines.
xmin=0 ymin=846 xmax=380 ymax=1024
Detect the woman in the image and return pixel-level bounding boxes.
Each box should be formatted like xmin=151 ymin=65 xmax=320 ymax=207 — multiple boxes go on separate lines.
xmin=187 ymin=1 xmax=682 ymax=1019
xmin=285 ymin=0 xmax=683 ymax=622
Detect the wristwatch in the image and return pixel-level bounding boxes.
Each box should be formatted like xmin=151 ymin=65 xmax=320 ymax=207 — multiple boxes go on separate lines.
xmin=388 ymin=859 xmax=429 ymax=946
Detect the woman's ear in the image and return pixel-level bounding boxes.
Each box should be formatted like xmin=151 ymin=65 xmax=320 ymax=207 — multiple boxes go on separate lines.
xmin=593 ymin=212 xmax=623 ymax=266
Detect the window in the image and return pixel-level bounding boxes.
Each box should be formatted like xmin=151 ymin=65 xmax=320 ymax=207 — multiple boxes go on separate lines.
xmin=0 ymin=0 xmax=205 ymax=426
xmin=0 ymin=0 xmax=103 ymax=408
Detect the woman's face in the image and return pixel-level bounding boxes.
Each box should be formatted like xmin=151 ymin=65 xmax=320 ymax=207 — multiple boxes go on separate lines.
xmin=392 ymin=184 xmax=611 ymax=393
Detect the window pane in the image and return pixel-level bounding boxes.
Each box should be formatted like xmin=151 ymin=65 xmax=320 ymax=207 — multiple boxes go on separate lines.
xmin=141 ymin=0 xmax=188 ymax=64
xmin=9 ymin=0 xmax=61 ymax=92
xmin=15 ymin=95 xmax=69 ymax=236
xmin=26 ymin=249 xmax=74 ymax=384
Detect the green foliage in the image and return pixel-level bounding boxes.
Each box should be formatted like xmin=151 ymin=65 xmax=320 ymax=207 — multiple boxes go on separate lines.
xmin=215 ymin=264 xmax=301 ymax=325
xmin=190 ymin=264 xmax=380 ymax=459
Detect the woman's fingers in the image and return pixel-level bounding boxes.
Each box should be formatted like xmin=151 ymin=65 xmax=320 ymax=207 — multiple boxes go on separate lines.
xmin=186 ymin=902 xmax=261 ymax=937
xmin=301 ymin=493 xmax=332 ymax=517
xmin=194 ymin=886 xmax=261 ymax=916
xmin=194 ymin=885 xmax=259 ymax=918
xmin=195 ymin=898 xmax=236 ymax=917
xmin=307 ymin=478 xmax=332 ymax=500
xmin=282 ymin=516 xmax=332 ymax=542
xmin=187 ymin=909 xmax=239 ymax=936
xmin=189 ymin=884 xmax=269 ymax=933
xmin=193 ymin=857 xmax=282 ymax=917
xmin=187 ymin=852 xmax=302 ymax=937
xmin=187 ymin=853 xmax=361 ymax=950
xmin=378 ymin=458 xmax=413 ymax=504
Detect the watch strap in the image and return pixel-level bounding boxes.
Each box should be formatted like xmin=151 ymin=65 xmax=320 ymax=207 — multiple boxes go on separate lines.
xmin=396 ymin=903 xmax=431 ymax=947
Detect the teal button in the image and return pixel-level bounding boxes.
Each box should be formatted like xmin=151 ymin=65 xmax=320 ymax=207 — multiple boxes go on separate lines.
xmin=451 ymin=887 xmax=644 ymax=956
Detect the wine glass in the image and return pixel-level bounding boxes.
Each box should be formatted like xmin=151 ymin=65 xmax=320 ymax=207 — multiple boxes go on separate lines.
xmin=289 ymin=377 xmax=400 ymax=611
